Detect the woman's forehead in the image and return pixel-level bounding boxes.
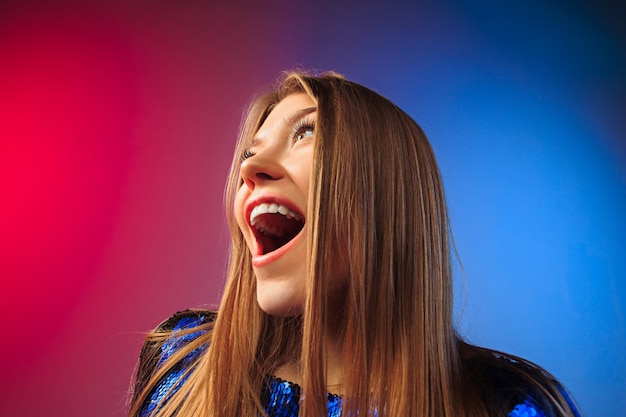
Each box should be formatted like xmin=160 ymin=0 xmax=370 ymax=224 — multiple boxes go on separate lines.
xmin=256 ymin=93 xmax=317 ymax=137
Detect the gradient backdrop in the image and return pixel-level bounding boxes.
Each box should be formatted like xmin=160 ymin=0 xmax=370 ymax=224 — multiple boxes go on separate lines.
xmin=0 ymin=1 xmax=624 ymax=416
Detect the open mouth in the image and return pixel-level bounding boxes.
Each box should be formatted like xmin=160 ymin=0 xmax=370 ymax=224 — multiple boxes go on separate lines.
xmin=249 ymin=202 xmax=305 ymax=255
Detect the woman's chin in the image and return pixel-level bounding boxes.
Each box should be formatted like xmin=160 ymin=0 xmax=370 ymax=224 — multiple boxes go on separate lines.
xmin=256 ymin=286 xmax=305 ymax=317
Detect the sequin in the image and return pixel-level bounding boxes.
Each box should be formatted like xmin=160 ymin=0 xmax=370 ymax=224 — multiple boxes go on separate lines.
xmin=140 ymin=313 xmax=569 ymax=417
xmin=261 ymin=376 xmax=343 ymax=417
xmin=140 ymin=313 xmax=208 ymax=417
xmin=508 ymin=400 xmax=546 ymax=417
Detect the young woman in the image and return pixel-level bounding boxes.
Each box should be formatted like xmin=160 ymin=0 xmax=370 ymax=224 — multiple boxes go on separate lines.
xmin=129 ymin=71 xmax=580 ymax=417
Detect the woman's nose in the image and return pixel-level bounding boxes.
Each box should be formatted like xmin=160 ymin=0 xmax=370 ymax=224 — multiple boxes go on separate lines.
xmin=240 ymin=152 xmax=284 ymax=190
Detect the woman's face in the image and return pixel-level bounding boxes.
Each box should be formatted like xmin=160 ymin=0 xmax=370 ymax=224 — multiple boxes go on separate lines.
xmin=235 ymin=93 xmax=316 ymax=316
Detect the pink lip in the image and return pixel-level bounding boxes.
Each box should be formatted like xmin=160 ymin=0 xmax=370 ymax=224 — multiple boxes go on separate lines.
xmin=244 ymin=194 xmax=306 ymax=267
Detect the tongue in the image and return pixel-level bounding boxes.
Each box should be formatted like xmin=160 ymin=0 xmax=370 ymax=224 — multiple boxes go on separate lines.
xmin=255 ymin=213 xmax=303 ymax=254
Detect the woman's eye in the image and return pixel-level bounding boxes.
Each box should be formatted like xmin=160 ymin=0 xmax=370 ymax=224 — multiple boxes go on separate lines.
xmin=289 ymin=117 xmax=316 ymax=143
xmin=295 ymin=127 xmax=314 ymax=141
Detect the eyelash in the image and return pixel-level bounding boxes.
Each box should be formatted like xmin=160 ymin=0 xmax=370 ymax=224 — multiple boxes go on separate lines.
xmin=289 ymin=118 xmax=315 ymax=142
xmin=240 ymin=117 xmax=315 ymax=163
xmin=240 ymin=149 xmax=256 ymax=162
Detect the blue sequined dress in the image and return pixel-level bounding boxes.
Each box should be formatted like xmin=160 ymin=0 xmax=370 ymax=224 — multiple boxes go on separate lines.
xmin=133 ymin=310 xmax=579 ymax=417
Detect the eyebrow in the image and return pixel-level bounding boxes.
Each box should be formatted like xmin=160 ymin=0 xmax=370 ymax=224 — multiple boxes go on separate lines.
xmin=282 ymin=106 xmax=317 ymax=128
xmin=248 ymin=106 xmax=317 ymax=148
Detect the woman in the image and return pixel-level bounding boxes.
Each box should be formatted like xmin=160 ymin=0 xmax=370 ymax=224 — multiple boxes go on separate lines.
xmin=129 ymin=71 xmax=580 ymax=417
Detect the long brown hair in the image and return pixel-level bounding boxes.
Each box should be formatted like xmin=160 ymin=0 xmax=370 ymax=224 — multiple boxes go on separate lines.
xmin=129 ymin=71 xmax=579 ymax=417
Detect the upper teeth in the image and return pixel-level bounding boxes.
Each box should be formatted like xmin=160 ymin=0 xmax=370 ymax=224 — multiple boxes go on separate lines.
xmin=250 ymin=203 xmax=302 ymax=226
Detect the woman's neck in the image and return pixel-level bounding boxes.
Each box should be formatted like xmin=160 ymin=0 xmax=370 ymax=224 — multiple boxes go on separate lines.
xmin=273 ymin=345 xmax=344 ymax=394
xmin=273 ymin=287 xmax=349 ymax=393
xmin=273 ymin=320 xmax=345 ymax=394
